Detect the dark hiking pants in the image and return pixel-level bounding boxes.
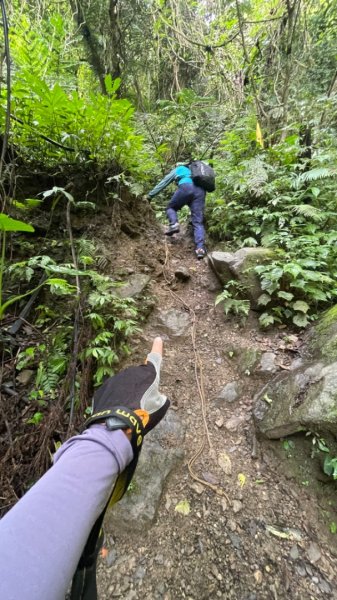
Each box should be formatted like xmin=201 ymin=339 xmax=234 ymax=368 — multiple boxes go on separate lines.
xmin=166 ymin=183 xmax=206 ymax=249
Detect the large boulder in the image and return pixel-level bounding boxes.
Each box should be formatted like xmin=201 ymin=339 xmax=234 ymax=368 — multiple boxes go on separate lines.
xmin=116 ymin=273 xmax=151 ymax=299
xmin=254 ymin=360 xmax=337 ymax=438
xmin=208 ymin=247 xmax=274 ymax=309
xmin=105 ymin=410 xmax=185 ymax=532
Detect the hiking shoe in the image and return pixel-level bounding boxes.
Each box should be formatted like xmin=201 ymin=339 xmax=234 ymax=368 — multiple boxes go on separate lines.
xmin=165 ymin=223 xmax=180 ymax=236
xmin=195 ymin=248 xmax=206 ymax=259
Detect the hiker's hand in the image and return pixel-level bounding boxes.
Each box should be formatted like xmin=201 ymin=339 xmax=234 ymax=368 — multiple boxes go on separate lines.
xmin=85 ymin=337 xmax=169 ymax=455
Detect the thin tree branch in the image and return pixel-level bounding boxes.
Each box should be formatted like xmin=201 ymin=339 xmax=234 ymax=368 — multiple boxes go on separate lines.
xmin=9 ymin=114 xmax=77 ymax=152
xmin=0 ymin=0 xmax=11 ymax=181
xmin=159 ymin=14 xmax=240 ymax=50
xmin=235 ymin=0 xmax=266 ymax=119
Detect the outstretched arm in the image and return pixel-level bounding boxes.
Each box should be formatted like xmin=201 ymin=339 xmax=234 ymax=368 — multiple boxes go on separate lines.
xmin=0 ymin=337 xmax=168 ymax=600
xmin=148 ymin=168 xmax=176 ymax=198
xmin=0 ymin=427 xmax=132 ymax=600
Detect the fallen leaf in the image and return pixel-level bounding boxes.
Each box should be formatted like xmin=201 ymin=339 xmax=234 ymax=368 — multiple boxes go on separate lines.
xmin=218 ymin=452 xmax=232 ymax=475
xmin=175 ymin=500 xmax=191 ymax=516
xmin=266 ymin=525 xmax=302 ymax=541
xmin=263 ymin=393 xmax=273 ymax=405
xmin=254 ymin=570 xmax=263 ymax=584
xmin=238 ymin=473 xmax=246 ymax=487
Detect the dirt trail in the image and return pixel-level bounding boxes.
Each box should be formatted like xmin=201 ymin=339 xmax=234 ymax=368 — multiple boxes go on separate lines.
xmin=98 ymin=226 xmax=337 ymax=600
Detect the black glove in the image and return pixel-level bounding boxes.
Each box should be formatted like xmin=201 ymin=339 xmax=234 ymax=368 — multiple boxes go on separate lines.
xmin=84 ymin=337 xmax=169 ymax=457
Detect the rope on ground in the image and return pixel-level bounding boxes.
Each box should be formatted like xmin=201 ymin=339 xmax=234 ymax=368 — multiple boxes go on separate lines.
xmin=162 ymin=241 xmax=229 ymax=501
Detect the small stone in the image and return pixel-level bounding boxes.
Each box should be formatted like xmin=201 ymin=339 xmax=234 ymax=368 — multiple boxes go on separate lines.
xmin=289 ymin=545 xmax=299 ymax=560
xmin=174 ymin=266 xmax=190 ymax=281
xmin=229 ymin=533 xmax=242 ymax=550
xmin=16 ymin=369 xmax=34 ymax=385
xmin=215 ymin=417 xmax=224 ymax=428
xmin=202 ymin=471 xmax=219 ymax=485
xmin=106 ymin=549 xmax=117 ymax=567
xmin=215 ymin=358 xmax=222 ymax=364
xmin=134 ymin=566 xmax=146 ymax=580
xmin=228 ymin=519 xmax=237 ymax=532
xmin=254 ymin=570 xmax=263 ymax=585
xmin=295 ymin=564 xmax=306 ymax=577
xmin=216 ymin=381 xmax=241 ymax=404
xmin=319 ymin=579 xmax=332 ymax=594
xmin=312 ymin=577 xmax=319 ymax=584
xmin=225 ymin=415 xmax=245 ymax=432
xmin=307 ymin=542 xmax=321 ymax=564
xmin=258 ymin=352 xmax=278 ymax=374
xmin=232 ymin=500 xmax=243 ymax=514
xmin=211 ymin=565 xmax=223 ymax=581
xmin=221 ymin=498 xmax=228 ymax=512
xmin=190 ymin=482 xmax=204 ymax=495
xmin=265 ymin=565 xmax=271 ymax=573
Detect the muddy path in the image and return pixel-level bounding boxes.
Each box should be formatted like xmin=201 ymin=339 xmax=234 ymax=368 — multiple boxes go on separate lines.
xmin=97 ymin=224 xmax=337 ymax=600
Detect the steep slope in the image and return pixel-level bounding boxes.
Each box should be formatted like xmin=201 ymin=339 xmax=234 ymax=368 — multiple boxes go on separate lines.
xmin=95 ymin=224 xmax=337 ymax=600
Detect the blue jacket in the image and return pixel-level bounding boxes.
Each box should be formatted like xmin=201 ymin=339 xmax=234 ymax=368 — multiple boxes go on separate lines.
xmin=148 ymin=165 xmax=193 ymax=198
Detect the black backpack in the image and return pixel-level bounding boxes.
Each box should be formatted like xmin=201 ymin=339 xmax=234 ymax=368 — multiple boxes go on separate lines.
xmin=189 ymin=160 xmax=216 ymax=192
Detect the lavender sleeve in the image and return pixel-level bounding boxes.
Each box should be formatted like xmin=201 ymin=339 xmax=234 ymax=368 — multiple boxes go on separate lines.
xmin=0 ymin=426 xmax=133 ymax=600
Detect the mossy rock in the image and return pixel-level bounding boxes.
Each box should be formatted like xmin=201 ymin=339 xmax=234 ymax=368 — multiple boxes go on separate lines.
xmin=310 ymin=304 xmax=337 ymax=362
xmin=254 ymin=361 xmax=337 ymax=438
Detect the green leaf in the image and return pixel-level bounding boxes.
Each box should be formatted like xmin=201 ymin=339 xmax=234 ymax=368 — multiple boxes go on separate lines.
xmin=175 ymin=500 xmax=191 ymax=516
xmin=259 ymin=312 xmax=275 ymax=328
xmin=257 ymin=293 xmax=271 ymax=306
xmin=277 ymin=291 xmax=294 ymax=301
xmin=292 ymin=313 xmax=309 ymax=328
xmin=324 ymin=456 xmax=337 ymax=480
xmin=292 ymin=300 xmax=309 ymax=313
xmin=317 ymin=438 xmax=330 ymax=453
xmin=0 ymin=213 xmax=34 ymax=232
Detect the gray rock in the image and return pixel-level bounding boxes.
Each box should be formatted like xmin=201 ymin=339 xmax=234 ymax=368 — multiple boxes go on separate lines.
xmin=208 ymin=247 xmax=275 ymax=309
xmin=295 ymin=563 xmax=307 ymax=577
xmin=319 ymin=579 xmax=332 ymax=594
xmin=207 ymin=251 xmax=234 ymax=283
xmin=106 ymin=549 xmax=117 ymax=567
xmin=258 ymin=352 xmax=278 ymax=374
xmin=215 ymin=381 xmax=241 ymax=404
xmin=254 ymin=361 xmax=337 ymax=438
xmin=229 ymin=532 xmax=242 ymax=549
xmin=106 ymin=411 xmax=185 ymax=533
xmin=232 ymin=500 xmax=243 ymax=514
xmin=116 ymin=273 xmax=151 ymax=299
xmin=307 ymin=542 xmax=321 ymax=564
xmin=155 ymin=308 xmax=191 ymax=337
xmin=289 ymin=545 xmax=299 ymax=560
xmin=237 ymin=347 xmax=262 ymax=375
xmin=174 ymin=266 xmax=190 ymax=281
xmin=225 ymin=415 xmax=245 ymax=432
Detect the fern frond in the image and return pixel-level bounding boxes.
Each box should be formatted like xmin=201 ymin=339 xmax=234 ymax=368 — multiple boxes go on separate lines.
xmin=293 ymin=204 xmax=326 ymax=221
xmin=297 ymin=168 xmax=335 ymax=184
xmin=242 ymin=157 xmax=269 ymax=197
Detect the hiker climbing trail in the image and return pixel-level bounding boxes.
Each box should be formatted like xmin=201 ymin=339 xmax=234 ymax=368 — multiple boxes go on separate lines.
xmin=96 ymin=228 xmax=337 ymax=599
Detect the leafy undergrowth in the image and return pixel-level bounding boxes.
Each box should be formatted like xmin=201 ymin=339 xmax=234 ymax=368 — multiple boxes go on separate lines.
xmin=207 ymin=124 xmax=337 ymax=329
xmin=0 ymin=180 xmax=156 ymax=516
